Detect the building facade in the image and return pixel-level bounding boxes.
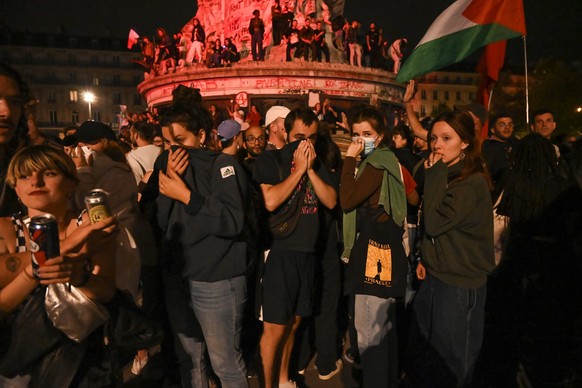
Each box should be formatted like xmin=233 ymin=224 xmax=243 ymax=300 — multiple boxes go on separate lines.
xmin=0 ymin=31 xmax=146 ymax=133
xmin=408 ymin=71 xmax=480 ymax=119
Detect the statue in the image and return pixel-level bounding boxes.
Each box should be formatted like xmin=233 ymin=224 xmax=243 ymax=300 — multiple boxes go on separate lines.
xmin=183 ymin=0 xmax=344 ymax=61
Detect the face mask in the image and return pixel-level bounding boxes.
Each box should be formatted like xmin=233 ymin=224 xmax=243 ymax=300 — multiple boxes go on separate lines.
xmin=352 ymin=136 xmax=378 ymax=157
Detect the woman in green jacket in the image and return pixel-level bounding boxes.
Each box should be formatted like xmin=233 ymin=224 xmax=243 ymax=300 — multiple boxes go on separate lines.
xmin=411 ymin=111 xmax=494 ymax=387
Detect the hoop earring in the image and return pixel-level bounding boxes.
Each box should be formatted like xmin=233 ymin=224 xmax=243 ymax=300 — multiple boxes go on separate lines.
xmin=460 ymin=151 xmax=466 ymax=160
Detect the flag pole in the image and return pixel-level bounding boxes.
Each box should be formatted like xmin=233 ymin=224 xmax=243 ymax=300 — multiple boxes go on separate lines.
xmin=523 ymin=35 xmax=530 ymax=131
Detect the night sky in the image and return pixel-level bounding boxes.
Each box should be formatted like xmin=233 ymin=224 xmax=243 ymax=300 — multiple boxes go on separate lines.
xmin=2 ymin=0 xmax=581 ymax=67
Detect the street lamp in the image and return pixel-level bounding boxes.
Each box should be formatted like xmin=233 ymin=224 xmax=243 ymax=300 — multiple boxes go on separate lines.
xmin=83 ymin=91 xmax=95 ymax=121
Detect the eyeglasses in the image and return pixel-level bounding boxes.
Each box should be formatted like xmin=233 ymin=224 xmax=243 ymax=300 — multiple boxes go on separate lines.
xmin=245 ymin=135 xmax=266 ymax=144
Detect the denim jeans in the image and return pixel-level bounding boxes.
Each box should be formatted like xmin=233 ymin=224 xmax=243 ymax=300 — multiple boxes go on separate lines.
xmin=411 ymin=274 xmax=486 ymax=387
xmin=354 ymin=294 xmax=398 ymax=387
xmin=187 ymin=275 xmax=248 ymax=388
xmin=177 ymin=333 xmax=209 ymax=388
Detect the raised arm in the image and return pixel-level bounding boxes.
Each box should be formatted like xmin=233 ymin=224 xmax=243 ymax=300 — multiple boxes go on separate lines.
xmin=404 ymin=80 xmax=428 ymax=141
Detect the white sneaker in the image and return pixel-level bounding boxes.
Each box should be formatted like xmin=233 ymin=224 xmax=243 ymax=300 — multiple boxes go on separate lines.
xmin=318 ymin=359 xmax=343 ymax=380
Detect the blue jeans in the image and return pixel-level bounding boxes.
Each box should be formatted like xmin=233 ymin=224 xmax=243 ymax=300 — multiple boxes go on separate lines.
xmin=411 ymin=274 xmax=486 ymax=387
xmin=355 ymin=294 xmax=398 ymax=387
xmin=186 ymin=275 xmax=248 ymax=388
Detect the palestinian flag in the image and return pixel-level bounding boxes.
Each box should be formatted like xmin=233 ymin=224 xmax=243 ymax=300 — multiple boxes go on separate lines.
xmin=396 ymin=0 xmax=526 ymax=83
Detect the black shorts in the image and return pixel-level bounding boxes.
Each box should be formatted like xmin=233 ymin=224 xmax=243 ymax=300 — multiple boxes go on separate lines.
xmin=260 ymin=249 xmax=315 ymax=325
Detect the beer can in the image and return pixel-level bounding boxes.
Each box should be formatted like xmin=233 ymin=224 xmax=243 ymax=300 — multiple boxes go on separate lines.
xmin=29 ymin=214 xmax=60 ymax=279
xmin=84 ymin=189 xmax=111 ymax=224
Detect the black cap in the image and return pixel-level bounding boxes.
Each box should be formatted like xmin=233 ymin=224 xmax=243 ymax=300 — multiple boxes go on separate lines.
xmin=75 ymin=121 xmax=117 ymax=143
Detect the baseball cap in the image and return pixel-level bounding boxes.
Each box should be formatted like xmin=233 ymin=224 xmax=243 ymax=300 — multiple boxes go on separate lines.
xmin=217 ymin=119 xmax=242 ymax=140
xmin=454 ymin=102 xmax=488 ymax=126
xmin=264 ymin=106 xmax=291 ymax=127
xmin=75 ymin=121 xmax=117 ymax=143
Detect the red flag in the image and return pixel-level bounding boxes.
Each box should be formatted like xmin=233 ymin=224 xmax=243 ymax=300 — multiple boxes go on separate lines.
xmin=127 ymin=29 xmax=140 ymax=49
xmin=476 ymin=40 xmax=507 ymax=139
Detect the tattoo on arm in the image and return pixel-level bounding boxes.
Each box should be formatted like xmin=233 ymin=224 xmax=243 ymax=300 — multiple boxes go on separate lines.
xmin=6 ymin=256 xmax=21 ymax=273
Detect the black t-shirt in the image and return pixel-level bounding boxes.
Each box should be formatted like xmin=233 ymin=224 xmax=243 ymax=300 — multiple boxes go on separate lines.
xmin=300 ymin=27 xmax=314 ymax=42
xmin=254 ymin=141 xmax=333 ymax=253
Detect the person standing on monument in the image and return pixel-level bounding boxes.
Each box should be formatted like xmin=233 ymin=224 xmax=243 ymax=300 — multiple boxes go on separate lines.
xmin=249 ymin=10 xmax=266 ymax=61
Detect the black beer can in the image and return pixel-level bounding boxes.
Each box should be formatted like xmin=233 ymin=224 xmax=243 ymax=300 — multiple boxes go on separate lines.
xmin=84 ymin=189 xmax=111 ymax=224
xmin=29 ymin=214 xmax=60 ymax=279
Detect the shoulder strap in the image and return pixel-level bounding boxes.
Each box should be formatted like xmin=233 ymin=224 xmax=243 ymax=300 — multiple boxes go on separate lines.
xmin=273 ymin=150 xmax=284 ymax=181
xmin=11 ymin=215 xmax=28 ymax=253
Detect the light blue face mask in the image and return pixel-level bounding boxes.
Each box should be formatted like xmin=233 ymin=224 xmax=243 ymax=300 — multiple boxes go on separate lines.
xmin=353 ymin=136 xmax=378 ymax=157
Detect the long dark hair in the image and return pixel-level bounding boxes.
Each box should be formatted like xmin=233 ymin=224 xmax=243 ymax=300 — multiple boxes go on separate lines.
xmin=160 ymin=86 xmax=212 ymax=147
xmin=498 ymin=133 xmax=568 ymax=222
xmin=432 ymin=111 xmax=490 ymax=186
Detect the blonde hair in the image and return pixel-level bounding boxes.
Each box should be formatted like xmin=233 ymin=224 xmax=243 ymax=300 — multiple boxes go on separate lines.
xmin=7 ymin=145 xmax=78 ymax=187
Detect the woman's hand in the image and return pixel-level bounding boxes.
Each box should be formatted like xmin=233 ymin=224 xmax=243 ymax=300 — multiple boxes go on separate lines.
xmin=60 ymin=216 xmax=118 ymax=260
xmin=346 ymin=137 xmax=364 ymax=158
xmin=159 ymin=168 xmax=191 ymax=205
xmin=416 ymin=261 xmax=426 ymax=280
xmin=168 ymin=147 xmax=190 ymax=176
xmin=36 ymin=256 xmax=76 ymax=285
xmin=424 ymin=152 xmax=443 ymax=169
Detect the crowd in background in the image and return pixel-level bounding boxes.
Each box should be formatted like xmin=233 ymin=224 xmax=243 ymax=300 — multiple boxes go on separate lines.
xmin=0 ymin=59 xmax=581 ymax=388
xmin=136 ymin=5 xmax=408 ymax=76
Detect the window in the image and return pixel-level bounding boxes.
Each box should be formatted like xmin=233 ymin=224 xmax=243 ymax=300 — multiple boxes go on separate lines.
xmin=72 ymin=110 xmax=79 ymax=124
xmin=469 ymin=92 xmax=474 ymax=101
xmin=444 ymin=76 xmax=450 ymax=83
xmin=134 ymin=93 xmax=141 ymax=105
xmin=70 ymin=73 xmax=77 ymax=82
xmin=49 ymin=110 xmax=58 ymax=125
xmin=93 ymin=111 xmax=101 ymax=122
xmin=91 ymin=55 xmax=98 ymax=65
xmin=456 ymin=91 xmax=461 ymax=101
xmin=93 ymin=76 xmax=100 ymax=86
xmin=432 ymin=105 xmax=438 ymax=115
xmin=47 ymin=36 xmax=56 ymax=46
xmin=70 ymin=90 xmax=78 ymax=102
xmin=47 ymin=53 xmax=55 ymax=62
xmin=68 ymin=54 xmax=76 ymax=64
xmin=432 ymin=90 xmax=438 ymax=100
xmin=25 ymin=52 xmax=32 ymax=64
xmin=113 ymin=56 xmax=120 ymax=65
xmin=113 ymin=75 xmax=120 ymax=85
xmin=421 ymin=90 xmax=427 ymax=100
xmin=420 ymin=105 xmax=426 ymax=116
xmin=444 ymin=91 xmax=449 ymax=101
xmin=91 ymin=38 xmax=100 ymax=49
xmin=68 ymin=37 xmax=78 ymax=48
xmin=113 ymin=91 xmax=121 ymax=104
xmin=48 ymin=89 xmax=56 ymax=103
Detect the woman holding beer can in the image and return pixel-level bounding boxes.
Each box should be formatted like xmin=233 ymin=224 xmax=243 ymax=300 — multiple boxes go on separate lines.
xmin=0 ymin=145 xmax=118 ymax=386
xmin=0 ymin=145 xmax=117 ymax=314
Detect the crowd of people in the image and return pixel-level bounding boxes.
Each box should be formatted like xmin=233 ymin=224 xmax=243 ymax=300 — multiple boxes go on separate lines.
xmin=0 ymin=59 xmax=581 ymax=388
xmin=135 ymin=6 xmax=406 ymax=76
